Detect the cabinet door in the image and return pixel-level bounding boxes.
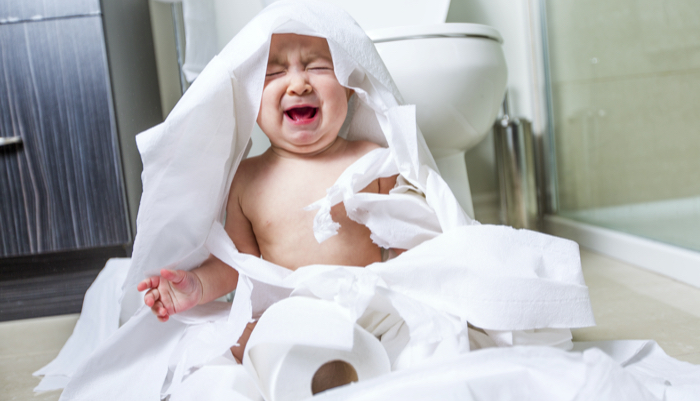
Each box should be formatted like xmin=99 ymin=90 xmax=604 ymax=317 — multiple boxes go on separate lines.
xmin=0 ymin=0 xmax=101 ymax=21
xmin=0 ymin=16 xmax=130 ymax=257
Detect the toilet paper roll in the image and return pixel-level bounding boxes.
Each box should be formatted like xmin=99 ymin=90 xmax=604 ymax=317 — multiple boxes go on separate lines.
xmin=243 ymin=297 xmax=391 ymax=401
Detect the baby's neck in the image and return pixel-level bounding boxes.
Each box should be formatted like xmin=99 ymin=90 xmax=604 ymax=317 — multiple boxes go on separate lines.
xmin=268 ymin=137 xmax=347 ymax=161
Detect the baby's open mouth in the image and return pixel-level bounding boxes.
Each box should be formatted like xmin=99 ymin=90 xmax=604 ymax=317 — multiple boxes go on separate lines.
xmin=285 ymin=106 xmax=318 ymax=122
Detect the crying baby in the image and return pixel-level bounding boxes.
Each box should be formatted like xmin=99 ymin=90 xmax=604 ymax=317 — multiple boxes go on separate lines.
xmin=137 ymin=33 xmax=399 ymax=380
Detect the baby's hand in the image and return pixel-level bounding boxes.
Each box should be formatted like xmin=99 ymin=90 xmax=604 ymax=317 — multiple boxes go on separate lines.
xmin=137 ymin=269 xmax=203 ymax=322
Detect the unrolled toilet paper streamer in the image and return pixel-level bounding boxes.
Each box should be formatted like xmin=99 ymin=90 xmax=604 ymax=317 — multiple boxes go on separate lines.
xmin=243 ymin=297 xmax=391 ymax=401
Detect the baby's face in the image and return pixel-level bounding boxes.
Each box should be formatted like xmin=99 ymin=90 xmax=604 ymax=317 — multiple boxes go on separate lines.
xmin=257 ymin=34 xmax=352 ymax=156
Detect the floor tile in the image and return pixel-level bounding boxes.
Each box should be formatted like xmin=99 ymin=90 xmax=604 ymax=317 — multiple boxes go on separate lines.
xmin=573 ymin=249 xmax=700 ymax=358
xmin=0 ymin=352 xmax=62 ymax=401
xmin=0 ymin=314 xmax=79 ymax=358
xmin=674 ymin=352 xmax=700 ymax=365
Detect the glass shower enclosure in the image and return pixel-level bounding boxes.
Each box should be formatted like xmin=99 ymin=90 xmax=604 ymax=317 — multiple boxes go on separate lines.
xmin=542 ymin=0 xmax=700 ymax=253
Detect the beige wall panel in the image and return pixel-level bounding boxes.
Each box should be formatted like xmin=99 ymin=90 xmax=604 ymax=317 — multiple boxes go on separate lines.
xmin=547 ymin=0 xmax=700 ymax=211
xmin=547 ymin=0 xmax=700 ymax=84
xmin=555 ymin=71 xmax=700 ymax=210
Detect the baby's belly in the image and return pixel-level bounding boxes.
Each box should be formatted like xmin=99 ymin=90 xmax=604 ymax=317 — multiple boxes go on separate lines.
xmin=254 ymin=205 xmax=382 ymax=270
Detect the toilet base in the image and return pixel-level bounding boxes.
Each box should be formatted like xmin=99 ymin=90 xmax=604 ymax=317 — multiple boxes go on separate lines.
xmin=434 ymin=151 xmax=474 ymax=219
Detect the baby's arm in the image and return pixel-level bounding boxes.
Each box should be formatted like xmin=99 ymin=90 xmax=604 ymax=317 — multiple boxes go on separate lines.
xmin=378 ymin=174 xmax=398 ymax=195
xmin=137 ymin=255 xmax=241 ymax=321
xmin=138 ymin=165 xmax=260 ymax=321
xmin=137 ymin=268 xmax=203 ymax=322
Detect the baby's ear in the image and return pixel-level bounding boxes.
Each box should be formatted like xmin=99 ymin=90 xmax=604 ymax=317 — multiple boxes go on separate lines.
xmin=346 ymin=88 xmax=355 ymax=101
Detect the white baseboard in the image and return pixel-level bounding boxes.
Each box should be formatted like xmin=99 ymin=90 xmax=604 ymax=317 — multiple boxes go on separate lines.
xmin=544 ymin=215 xmax=700 ymax=289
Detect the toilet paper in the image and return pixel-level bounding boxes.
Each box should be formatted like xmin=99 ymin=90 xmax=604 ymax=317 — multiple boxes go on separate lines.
xmin=243 ymin=297 xmax=391 ymax=401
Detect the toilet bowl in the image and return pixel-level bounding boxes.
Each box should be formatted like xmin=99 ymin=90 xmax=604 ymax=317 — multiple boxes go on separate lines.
xmin=368 ymin=23 xmax=507 ymax=217
xmin=369 ymin=24 xmax=506 ymax=158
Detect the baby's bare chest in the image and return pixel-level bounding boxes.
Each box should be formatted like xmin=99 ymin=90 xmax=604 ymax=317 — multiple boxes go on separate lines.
xmin=242 ymin=162 xmax=349 ymax=230
xmin=234 ymin=152 xmax=383 ymax=268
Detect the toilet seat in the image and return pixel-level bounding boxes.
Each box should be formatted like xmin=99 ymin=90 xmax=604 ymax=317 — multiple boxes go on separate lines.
xmin=316 ymin=0 xmax=451 ymax=32
xmin=367 ymin=23 xmax=503 ymax=44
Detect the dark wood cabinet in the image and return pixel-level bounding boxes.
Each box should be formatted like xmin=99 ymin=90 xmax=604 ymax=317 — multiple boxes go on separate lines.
xmin=0 ymin=9 xmax=130 ymax=257
xmin=0 ymin=13 xmax=131 ymax=257
xmin=0 ymin=0 xmax=162 ymax=319
xmin=0 ymin=0 xmax=163 ymax=262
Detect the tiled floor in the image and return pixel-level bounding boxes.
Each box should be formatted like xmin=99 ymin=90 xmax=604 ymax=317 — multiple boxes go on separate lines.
xmin=1 ymin=314 xmax=78 ymax=400
xmin=572 ymin=250 xmax=700 ymax=364
xmin=1 ymin=249 xmax=699 ymax=400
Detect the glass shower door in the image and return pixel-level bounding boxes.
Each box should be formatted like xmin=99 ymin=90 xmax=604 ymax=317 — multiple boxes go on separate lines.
xmin=543 ymin=0 xmax=700 ymax=252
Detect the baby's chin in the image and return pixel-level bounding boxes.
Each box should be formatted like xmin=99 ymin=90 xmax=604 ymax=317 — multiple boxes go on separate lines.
xmin=269 ymin=135 xmax=342 ymax=158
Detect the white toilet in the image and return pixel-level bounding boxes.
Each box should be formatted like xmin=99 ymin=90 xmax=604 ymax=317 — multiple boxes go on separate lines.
xmin=318 ymin=0 xmax=508 ymax=218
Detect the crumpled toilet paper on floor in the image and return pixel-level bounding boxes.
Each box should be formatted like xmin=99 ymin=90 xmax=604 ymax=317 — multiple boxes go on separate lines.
xmin=33 ymin=1 xmax=700 ymax=400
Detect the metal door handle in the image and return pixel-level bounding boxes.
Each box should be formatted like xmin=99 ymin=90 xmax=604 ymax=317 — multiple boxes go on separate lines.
xmin=0 ymin=136 xmax=22 ymax=147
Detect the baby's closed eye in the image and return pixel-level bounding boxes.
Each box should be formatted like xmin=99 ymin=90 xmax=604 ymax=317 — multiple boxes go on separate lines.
xmin=307 ymin=60 xmax=333 ymax=72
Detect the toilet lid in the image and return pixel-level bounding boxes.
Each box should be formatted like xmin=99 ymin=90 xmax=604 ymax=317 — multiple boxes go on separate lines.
xmin=368 ymin=23 xmax=503 ymax=44
xmin=313 ymin=0 xmax=451 ymax=32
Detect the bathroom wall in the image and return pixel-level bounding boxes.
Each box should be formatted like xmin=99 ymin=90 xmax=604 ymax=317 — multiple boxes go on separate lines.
xmin=546 ymin=0 xmax=700 ymax=211
xmin=212 ymin=0 xmax=263 ymax=52
xmin=447 ymin=0 xmax=537 ymax=122
xmin=149 ymin=0 xmax=184 ymax=119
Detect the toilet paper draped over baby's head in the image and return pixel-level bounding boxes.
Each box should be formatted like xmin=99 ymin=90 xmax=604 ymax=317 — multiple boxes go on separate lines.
xmin=127 ymin=0 xmax=470 ymax=288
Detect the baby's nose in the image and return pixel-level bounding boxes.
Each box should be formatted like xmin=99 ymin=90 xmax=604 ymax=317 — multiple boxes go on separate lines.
xmin=287 ymin=72 xmax=312 ymax=96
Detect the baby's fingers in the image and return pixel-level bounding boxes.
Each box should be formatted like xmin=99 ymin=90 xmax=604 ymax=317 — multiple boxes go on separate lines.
xmin=144 ymin=288 xmax=160 ymax=308
xmin=151 ymin=300 xmax=170 ymax=322
xmin=137 ymin=276 xmax=161 ymax=292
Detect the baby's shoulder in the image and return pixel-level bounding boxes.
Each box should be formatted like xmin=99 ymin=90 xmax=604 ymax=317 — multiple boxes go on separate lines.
xmin=343 ymin=140 xmax=396 ymax=194
xmin=231 ymin=154 xmax=267 ymax=191
xmin=344 ymin=139 xmax=383 ymax=159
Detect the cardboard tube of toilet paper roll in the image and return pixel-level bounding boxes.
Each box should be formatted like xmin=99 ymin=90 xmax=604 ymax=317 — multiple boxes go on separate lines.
xmin=243 ymin=297 xmax=391 ymax=401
